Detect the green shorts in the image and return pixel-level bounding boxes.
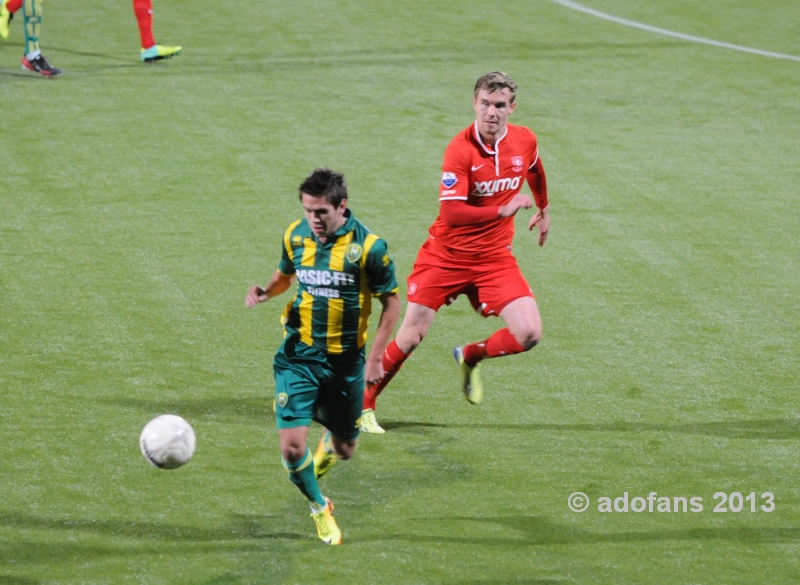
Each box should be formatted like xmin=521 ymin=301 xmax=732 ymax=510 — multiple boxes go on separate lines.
xmin=272 ymin=336 xmax=364 ymax=441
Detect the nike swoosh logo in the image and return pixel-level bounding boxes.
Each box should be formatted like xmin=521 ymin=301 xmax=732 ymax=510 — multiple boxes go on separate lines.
xmin=471 ymin=165 xmax=484 ymax=171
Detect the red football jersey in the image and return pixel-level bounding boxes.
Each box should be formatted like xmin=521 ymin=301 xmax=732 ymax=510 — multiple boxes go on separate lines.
xmin=429 ymin=121 xmax=545 ymax=256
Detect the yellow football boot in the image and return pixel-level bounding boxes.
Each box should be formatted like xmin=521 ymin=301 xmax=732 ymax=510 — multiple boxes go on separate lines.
xmin=454 ymin=345 xmax=484 ymax=404
xmin=141 ymin=44 xmax=182 ymax=63
xmin=0 ymin=0 xmax=12 ymax=41
xmin=311 ymin=497 xmax=342 ymax=545
xmin=313 ymin=430 xmax=338 ymax=480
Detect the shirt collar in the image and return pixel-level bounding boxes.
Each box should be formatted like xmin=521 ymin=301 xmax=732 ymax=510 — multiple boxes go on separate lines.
xmin=473 ymin=120 xmax=508 ymax=155
xmin=329 ymin=208 xmax=355 ymax=238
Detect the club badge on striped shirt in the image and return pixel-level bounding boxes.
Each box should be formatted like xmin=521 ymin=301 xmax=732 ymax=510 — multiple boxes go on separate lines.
xmin=346 ymin=243 xmax=363 ymax=263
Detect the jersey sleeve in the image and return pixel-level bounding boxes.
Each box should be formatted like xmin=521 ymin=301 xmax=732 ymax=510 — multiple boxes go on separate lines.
xmin=277 ymin=226 xmax=296 ymax=276
xmin=438 ymin=199 xmax=498 ymax=226
xmin=439 ymin=140 xmax=471 ymax=201
xmin=362 ymin=237 xmax=399 ymax=296
xmin=525 ymin=129 xmax=548 ymax=209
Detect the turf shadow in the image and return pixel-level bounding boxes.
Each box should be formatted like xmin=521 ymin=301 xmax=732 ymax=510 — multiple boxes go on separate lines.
xmin=444 ymin=419 xmax=800 ymax=440
xmin=356 ymin=515 xmax=800 ymax=547
xmin=454 ymin=580 xmax=565 ymax=585
xmin=105 ymin=396 xmax=272 ymax=423
xmin=0 ymin=511 xmax=305 ymax=544
xmin=45 ymin=46 xmax=129 ymax=61
xmin=379 ymin=420 xmax=448 ymax=431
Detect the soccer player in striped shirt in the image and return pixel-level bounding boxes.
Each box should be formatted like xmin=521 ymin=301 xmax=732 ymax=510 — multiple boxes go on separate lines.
xmin=246 ymin=168 xmax=400 ymax=545
xmin=360 ymin=71 xmax=550 ymax=433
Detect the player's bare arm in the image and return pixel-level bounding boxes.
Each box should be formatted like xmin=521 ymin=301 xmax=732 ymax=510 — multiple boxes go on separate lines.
xmin=245 ymin=270 xmax=294 ymax=307
xmin=365 ymin=293 xmax=401 ymax=385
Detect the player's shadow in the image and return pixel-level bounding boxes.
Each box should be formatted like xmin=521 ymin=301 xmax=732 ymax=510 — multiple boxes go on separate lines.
xmin=444 ymin=419 xmax=800 ymax=440
xmin=455 ymin=580 xmax=564 ymax=585
xmin=0 ymin=69 xmax=40 ymax=79
xmin=356 ymin=515 xmax=800 ymax=547
xmin=0 ymin=510 xmax=302 ymax=542
xmin=105 ymin=396 xmax=272 ymax=423
xmin=380 ymin=420 xmax=448 ymax=432
xmin=0 ymin=577 xmax=40 ymax=585
xmin=46 ymin=46 xmax=129 ymax=61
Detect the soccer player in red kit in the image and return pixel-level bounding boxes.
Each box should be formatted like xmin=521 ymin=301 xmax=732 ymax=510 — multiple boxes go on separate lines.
xmin=360 ymin=71 xmax=550 ymax=434
xmin=132 ymin=0 xmax=181 ymax=62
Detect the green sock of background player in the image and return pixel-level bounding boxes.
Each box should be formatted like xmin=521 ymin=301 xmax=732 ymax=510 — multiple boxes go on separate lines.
xmin=22 ymin=0 xmax=40 ymax=59
xmin=282 ymin=448 xmax=327 ymax=511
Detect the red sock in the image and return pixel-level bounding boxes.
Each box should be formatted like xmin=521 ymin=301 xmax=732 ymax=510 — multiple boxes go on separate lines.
xmin=132 ymin=0 xmax=156 ymax=49
xmin=7 ymin=0 xmax=22 ymax=13
xmin=363 ymin=340 xmax=410 ymax=410
xmin=463 ymin=328 xmax=526 ymax=367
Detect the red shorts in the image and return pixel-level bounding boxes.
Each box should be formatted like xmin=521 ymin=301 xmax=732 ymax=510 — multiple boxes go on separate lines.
xmin=406 ymin=238 xmax=534 ymax=317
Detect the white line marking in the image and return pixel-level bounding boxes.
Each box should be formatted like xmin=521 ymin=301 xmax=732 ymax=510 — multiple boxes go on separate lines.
xmin=551 ymin=0 xmax=800 ymax=62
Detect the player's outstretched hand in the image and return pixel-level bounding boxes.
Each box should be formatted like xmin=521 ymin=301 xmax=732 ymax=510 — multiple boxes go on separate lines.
xmin=528 ymin=206 xmax=550 ymax=246
xmin=245 ymin=285 xmax=269 ymax=307
xmin=498 ymin=193 xmax=534 ymax=218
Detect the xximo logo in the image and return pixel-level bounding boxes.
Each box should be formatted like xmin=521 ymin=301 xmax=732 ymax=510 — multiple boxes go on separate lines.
xmin=472 ymin=176 xmax=521 ymax=196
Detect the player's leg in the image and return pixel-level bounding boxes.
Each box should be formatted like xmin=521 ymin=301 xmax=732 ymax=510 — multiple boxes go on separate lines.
xmin=463 ymin=295 xmax=541 ymax=363
xmin=456 ymin=262 xmax=539 ymax=403
xmin=361 ymin=301 xmax=436 ymax=432
xmin=280 ymin=427 xmax=341 ymax=545
xmin=317 ymin=354 xmax=362 ymax=472
xmin=362 ymin=247 xmax=472 ymax=431
xmin=0 ymin=0 xmax=21 ymax=40
xmin=20 ymin=0 xmax=60 ymax=76
xmin=273 ymin=348 xmax=341 ymax=545
xmin=133 ymin=0 xmax=181 ymax=62
xmin=499 ymin=295 xmax=542 ymax=348
xmin=278 ymin=425 xmax=325 ymax=505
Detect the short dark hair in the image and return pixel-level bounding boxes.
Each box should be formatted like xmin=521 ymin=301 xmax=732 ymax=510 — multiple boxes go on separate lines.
xmin=474 ymin=71 xmax=517 ymax=104
xmin=298 ymin=167 xmax=348 ymax=207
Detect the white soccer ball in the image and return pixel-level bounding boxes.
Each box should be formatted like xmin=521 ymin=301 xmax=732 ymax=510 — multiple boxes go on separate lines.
xmin=139 ymin=415 xmax=196 ymax=469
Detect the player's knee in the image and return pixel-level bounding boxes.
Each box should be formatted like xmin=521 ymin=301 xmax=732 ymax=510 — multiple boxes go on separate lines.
xmin=397 ymin=326 xmax=427 ymax=353
xmin=333 ymin=439 xmax=357 ymax=460
xmin=280 ymin=442 xmax=306 ymax=463
xmin=406 ymin=333 xmax=425 ymax=352
xmin=514 ymin=324 xmax=541 ymax=351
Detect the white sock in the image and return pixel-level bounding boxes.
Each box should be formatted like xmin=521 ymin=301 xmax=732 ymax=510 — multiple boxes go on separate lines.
xmin=309 ymin=501 xmax=327 ymax=514
xmin=26 ymin=49 xmax=40 ymax=61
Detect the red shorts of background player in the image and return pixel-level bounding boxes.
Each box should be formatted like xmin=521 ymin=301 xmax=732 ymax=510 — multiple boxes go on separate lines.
xmin=406 ymin=238 xmax=534 ymax=317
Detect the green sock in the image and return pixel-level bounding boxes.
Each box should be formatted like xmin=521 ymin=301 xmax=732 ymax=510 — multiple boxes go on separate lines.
xmin=283 ymin=448 xmax=326 ymax=507
xmin=22 ymin=0 xmax=41 ymax=56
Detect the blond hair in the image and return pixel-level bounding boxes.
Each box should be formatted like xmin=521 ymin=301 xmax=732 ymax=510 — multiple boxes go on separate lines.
xmin=474 ymin=71 xmax=517 ymax=103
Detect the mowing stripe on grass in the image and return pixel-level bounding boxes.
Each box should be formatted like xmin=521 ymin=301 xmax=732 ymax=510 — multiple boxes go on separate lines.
xmin=551 ymin=0 xmax=800 ymax=62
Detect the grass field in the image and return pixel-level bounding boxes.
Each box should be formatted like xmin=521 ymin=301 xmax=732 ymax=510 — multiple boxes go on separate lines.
xmin=2 ymin=0 xmax=799 ymax=582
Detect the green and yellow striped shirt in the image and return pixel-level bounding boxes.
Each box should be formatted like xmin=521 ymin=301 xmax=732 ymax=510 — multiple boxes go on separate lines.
xmin=277 ymin=209 xmax=398 ymax=355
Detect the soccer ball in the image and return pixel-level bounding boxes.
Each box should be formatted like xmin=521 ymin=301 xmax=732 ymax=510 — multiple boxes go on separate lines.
xmin=139 ymin=414 xmax=196 ymax=469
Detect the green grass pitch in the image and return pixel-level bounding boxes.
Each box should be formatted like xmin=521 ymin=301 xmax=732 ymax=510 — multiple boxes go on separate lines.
xmin=2 ymin=0 xmax=799 ymax=582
